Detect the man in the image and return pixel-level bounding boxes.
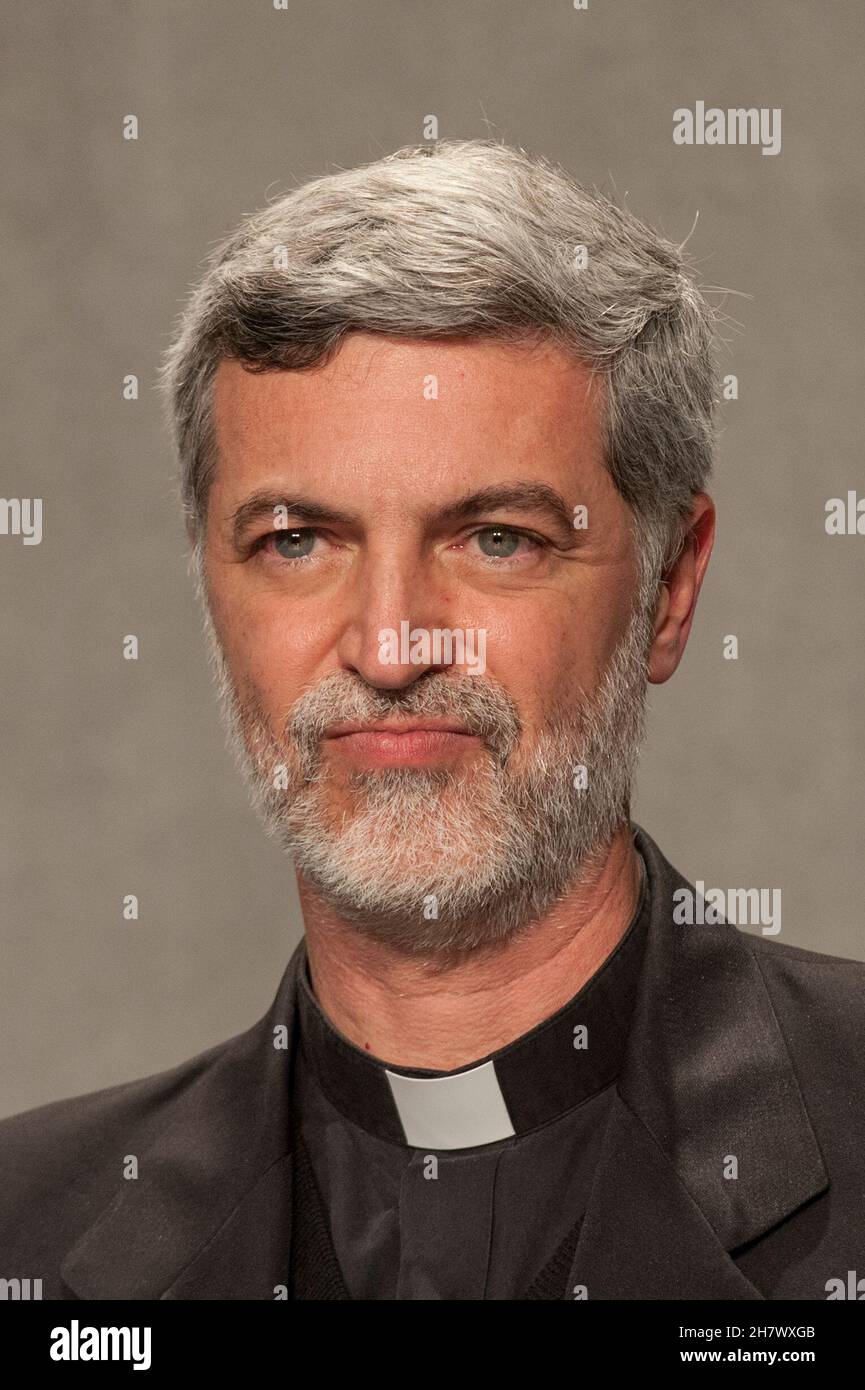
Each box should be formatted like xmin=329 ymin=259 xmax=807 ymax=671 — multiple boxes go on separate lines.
xmin=1 ymin=139 xmax=862 ymax=1301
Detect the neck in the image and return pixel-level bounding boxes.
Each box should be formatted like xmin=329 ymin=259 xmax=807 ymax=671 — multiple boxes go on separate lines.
xmin=297 ymin=824 xmax=642 ymax=1070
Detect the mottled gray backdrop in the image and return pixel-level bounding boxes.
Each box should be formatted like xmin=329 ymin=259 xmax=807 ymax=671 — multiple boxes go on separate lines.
xmin=2 ymin=0 xmax=863 ymax=1117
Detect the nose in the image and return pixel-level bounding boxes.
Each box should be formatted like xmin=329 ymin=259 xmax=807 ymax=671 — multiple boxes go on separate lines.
xmin=334 ymin=543 xmax=459 ymax=691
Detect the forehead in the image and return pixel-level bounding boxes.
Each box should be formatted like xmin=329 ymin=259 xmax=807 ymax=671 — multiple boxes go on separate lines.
xmin=209 ymin=332 xmax=612 ymax=508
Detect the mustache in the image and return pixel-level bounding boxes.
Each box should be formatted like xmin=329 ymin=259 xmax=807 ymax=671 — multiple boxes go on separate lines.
xmin=286 ymin=671 xmax=523 ymax=770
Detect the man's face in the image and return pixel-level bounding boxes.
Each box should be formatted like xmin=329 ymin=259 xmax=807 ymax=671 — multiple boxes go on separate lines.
xmin=202 ymin=332 xmax=652 ymax=957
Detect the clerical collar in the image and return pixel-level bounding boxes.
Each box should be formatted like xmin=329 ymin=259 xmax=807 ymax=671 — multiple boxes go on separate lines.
xmin=296 ymin=844 xmax=649 ymax=1150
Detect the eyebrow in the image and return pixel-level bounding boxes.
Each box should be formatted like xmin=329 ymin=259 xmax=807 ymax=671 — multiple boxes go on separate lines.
xmin=229 ymin=480 xmax=577 ymax=550
xmin=230 ymin=493 xmax=359 ymax=549
xmin=432 ymin=483 xmax=576 ymax=540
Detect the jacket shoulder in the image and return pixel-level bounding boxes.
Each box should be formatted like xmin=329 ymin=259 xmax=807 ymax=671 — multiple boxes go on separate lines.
xmin=0 ymin=1025 xmax=254 ymax=1261
xmin=744 ymin=931 xmax=865 ymax=971
xmin=741 ymin=929 xmax=865 ymax=1050
xmin=3 ymin=1035 xmax=222 ymax=1150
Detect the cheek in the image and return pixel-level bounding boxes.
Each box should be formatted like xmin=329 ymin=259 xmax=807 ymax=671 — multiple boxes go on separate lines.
xmin=480 ymin=611 xmax=575 ymax=734
xmin=493 ymin=607 xmax=600 ymax=684
xmin=488 ymin=603 xmax=623 ymax=733
xmin=208 ymin=586 xmax=321 ymax=711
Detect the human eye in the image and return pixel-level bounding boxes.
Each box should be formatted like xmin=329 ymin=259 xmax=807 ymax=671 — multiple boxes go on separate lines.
xmin=463 ymin=525 xmax=549 ymax=566
xmin=255 ymin=527 xmax=321 ymax=563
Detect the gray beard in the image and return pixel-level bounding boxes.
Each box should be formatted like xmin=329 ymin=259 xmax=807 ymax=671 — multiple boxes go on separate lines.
xmin=201 ymin=599 xmax=654 ymax=961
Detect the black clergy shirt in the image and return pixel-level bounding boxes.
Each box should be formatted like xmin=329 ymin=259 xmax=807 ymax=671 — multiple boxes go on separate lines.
xmin=290 ymin=842 xmax=650 ymax=1300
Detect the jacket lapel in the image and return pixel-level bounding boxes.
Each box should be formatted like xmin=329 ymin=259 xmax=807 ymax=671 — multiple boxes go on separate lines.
xmin=60 ymin=941 xmax=307 ymax=1301
xmin=566 ymin=825 xmax=829 ymax=1300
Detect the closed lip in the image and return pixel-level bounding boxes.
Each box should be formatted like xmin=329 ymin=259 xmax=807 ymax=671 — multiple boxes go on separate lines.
xmin=325 ymin=719 xmax=473 ymax=738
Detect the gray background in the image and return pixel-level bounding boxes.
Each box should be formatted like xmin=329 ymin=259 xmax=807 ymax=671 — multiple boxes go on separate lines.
xmin=2 ymin=0 xmax=863 ymax=1118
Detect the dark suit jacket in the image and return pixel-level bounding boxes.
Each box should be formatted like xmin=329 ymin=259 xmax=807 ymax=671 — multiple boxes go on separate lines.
xmin=2 ymin=824 xmax=863 ymax=1300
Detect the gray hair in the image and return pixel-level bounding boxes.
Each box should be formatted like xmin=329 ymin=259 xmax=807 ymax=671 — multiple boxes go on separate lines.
xmin=159 ymin=138 xmax=718 ymax=610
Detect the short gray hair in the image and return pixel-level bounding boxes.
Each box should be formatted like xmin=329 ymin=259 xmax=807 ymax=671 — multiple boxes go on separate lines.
xmin=160 ymin=138 xmax=718 ymax=608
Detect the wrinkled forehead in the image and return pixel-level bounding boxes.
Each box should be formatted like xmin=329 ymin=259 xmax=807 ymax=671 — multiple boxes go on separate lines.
xmin=207 ymin=332 xmax=620 ymax=531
